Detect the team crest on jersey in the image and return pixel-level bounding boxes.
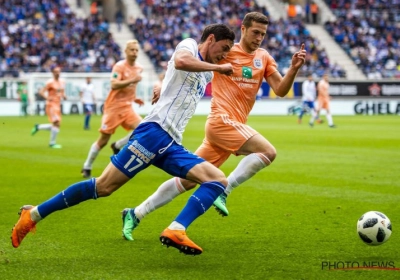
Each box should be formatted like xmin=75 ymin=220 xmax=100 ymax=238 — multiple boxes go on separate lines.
xmin=205 ymin=72 xmax=213 ymax=83
xmin=253 ymin=58 xmax=262 ymax=69
xmin=242 ymin=66 xmax=252 ymax=78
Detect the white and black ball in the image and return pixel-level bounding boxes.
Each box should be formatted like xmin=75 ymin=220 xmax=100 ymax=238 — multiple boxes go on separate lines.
xmin=357 ymin=211 xmax=392 ymax=246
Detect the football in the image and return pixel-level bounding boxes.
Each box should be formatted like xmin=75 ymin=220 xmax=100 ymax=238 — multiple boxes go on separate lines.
xmin=357 ymin=211 xmax=392 ymax=246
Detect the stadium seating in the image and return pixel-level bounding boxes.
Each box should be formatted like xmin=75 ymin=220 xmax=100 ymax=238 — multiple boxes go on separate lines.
xmin=324 ymin=0 xmax=400 ymax=78
xmin=0 ymin=0 xmax=122 ymax=77
xmin=129 ymin=0 xmax=346 ymax=78
xmin=6 ymin=0 xmax=389 ymax=79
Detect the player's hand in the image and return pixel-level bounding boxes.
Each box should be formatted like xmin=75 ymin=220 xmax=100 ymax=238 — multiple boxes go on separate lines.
xmin=134 ymin=98 xmax=144 ymax=107
xmin=151 ymin=85 xmax=161 ymax=105
xmin=217 ymin=63 xmax=233 ymax=76
xmin=291 ymin=44 xmax=306 ymax=70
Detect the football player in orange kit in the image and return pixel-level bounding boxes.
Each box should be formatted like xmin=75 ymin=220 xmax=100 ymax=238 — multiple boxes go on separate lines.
xmin=310 ymin=73 xmax=336 ymax=128
xmin=121 ymin=12 xmax=307 ymax=240
xmin=81 ymin=40 xmax=144 ymax=178
xmin=31 ymin=66 xmax=66 ymax=148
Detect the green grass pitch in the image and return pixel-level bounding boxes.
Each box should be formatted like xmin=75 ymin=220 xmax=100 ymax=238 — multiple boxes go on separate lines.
xmin=0 ymin=114 xmax=399 ymax=279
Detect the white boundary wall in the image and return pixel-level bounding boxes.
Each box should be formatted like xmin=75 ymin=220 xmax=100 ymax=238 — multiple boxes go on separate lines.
xmin=1 ymin=99 xmax=400 ymax=116
xmin=1 ymin=73 xmax=399 ymax=116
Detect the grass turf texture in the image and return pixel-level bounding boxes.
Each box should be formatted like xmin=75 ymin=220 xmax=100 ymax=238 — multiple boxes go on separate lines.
xmin=0 ymin=114 xmax=399 ymax=280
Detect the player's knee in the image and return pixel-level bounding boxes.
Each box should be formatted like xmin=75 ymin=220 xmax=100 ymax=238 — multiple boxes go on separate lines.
xmin=220 ymin=177 xmax=228 ymax=187
xmin=96 ymin=183 xmax=116 ymax=197
xmin=97 ymin=138 xmax=109 ymax=149
xmin=261 ymin=146 xmax=277 ymax=163
xmin=95 ymin=178 xmax=118 ymax=197
xmin=181 ymin=179 xmax=197 ymax=191
xmin=98 ymin=142 xmax=108 ymax=149
xmin=269 ymin=148 xmax=277 ymax=162
xmin=213 ymin=169 xmax=228 ymax=187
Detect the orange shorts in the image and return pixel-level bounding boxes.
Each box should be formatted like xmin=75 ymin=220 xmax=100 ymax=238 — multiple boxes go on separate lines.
xmin=46 ymin=103 xmax=61 ymax=123
xmin=194 ymin=115 xmax=259 ymax=168
xmin=100 ymin=107 xmax=142 ymax=134
xmin=317 ymin=98 xmax=330 ymax=110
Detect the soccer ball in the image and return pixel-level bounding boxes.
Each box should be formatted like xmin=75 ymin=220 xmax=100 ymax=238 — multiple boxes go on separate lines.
xmin=357 ymin=211 xmax=392 ymax=246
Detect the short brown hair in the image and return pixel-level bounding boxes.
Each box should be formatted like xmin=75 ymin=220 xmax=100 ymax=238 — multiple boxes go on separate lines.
xmin=242 ymin=12 xmax=269 ymax=28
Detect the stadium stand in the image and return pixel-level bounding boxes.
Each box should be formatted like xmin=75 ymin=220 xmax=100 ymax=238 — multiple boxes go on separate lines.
xmin=0 ymin=0 xmax=122 ymax=77
xmin=323 ymin=0 xmax=400 ymax=79
xmin=5 ymin=0 xmax=397 ymax=79
xmin=128 ymin=0 xmax=347 ymax=78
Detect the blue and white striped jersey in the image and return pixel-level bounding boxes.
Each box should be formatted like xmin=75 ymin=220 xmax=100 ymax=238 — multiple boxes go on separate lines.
xmin=143 ymin=38 xmax=213 ymax=144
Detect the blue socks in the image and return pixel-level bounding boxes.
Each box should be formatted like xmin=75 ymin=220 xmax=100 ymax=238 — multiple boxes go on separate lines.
xmin=298 ymin=109 xmax=305 ymax=120
xmin=37 ymin=178 xmax=97 ymax=219
xmin=175 ymin=181 xmax=225 ymax=229
xmin=84 ymin=114 xmax=90 ymax=128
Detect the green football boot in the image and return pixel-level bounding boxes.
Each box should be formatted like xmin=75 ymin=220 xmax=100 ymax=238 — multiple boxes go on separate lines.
xmin=49 ymin=144 xmax=62 ymax=149
xmin=213 ymin=193 xmax=229 ymax=217
xmin=31 ymin=124 xmax=38 ymax=136
xmin=121 ymin=208 xmax=140 ymax=241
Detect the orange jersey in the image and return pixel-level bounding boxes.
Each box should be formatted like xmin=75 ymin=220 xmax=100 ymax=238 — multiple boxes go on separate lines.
xmin=210 ymin=43 xmax=278 ymax=123
xmin=104 ymin=60 xmax=143 ymax=112
xmin=317 ymin=79 xmax=330 ymax=100
xmin=44 ymin=79 xmax=66 ymax=105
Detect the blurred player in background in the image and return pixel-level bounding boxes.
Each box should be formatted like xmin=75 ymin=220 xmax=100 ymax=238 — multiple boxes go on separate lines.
xmin=31 ymin=66 xmax=66 ymax=148
xmin=310 ymin=73 xmax=336 ymax=128
xmin=121 ymin=12 xmax=307 ymax=241
xmin=11 ymin=24 xmax=235 ymax=256
xmin=111 ymin=71 xmax=166 ymax=154
xmin=298 ymin=73 xmax=318 ymax=124
xmin=111 ymin=72 xmax=165 ymax=155
xmin=110 ymin=71 xmax=166 ymax=154
xmin=17 ymin=81 xmax=29 ymax=117
xmin=81 ymin=40 xmax=144 ymax=178
xmin=79 ymin=77 xmax=96 ymax=130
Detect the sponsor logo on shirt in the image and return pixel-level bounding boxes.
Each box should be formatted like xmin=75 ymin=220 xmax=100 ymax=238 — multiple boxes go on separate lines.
xmin=242 ymin=66 xmax=252 ymax=78
xmin=128 ymin=140 xmax=156 ymax=164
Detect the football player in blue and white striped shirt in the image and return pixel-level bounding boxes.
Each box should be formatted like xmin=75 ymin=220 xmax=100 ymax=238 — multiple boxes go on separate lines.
xmin=12 ymin=24 xmax=235 ymax=256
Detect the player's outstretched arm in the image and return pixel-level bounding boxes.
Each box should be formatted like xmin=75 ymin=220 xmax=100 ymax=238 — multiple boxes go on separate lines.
xmin=267 ymin=44 xmax=307 ymax=98
xmin=174 ymin=50 xmax=233 ymax=75
xmin=291 ymin=44 xmax=307 ymax=70
xmin=111 ymin=69 xmax=142 ymax=90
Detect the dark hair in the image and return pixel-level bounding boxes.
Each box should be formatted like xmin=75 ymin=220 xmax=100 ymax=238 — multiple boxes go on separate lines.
xmin=200 ymin=24 xmax=235 ymax=43
xmin=242 ymin=12 xmax=269 ymax=28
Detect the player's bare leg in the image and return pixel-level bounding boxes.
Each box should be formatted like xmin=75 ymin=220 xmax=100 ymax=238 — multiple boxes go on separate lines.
xmin=214 ymin=134 xmax=275 ymax=216
xmin=82 ymin=133 xmax=112 ymax=178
